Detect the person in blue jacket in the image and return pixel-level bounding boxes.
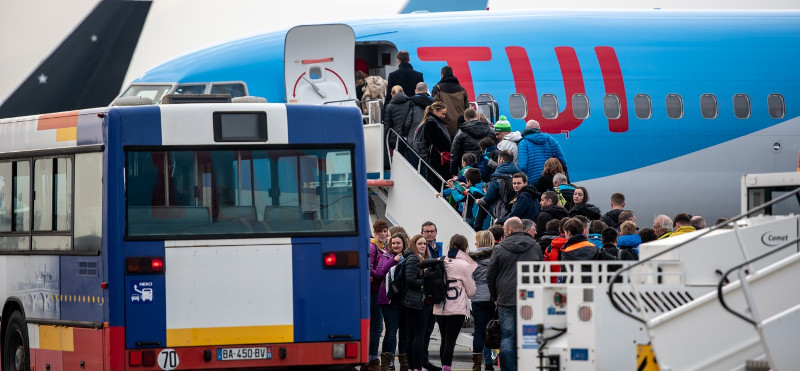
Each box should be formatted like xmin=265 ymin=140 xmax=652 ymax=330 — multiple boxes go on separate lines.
xmin=517 ymin=119 xmax=567 ymax=185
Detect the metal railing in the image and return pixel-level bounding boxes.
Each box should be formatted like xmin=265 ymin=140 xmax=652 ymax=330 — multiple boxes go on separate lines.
xmin=607 ymin=185 xmax=800 ymax=324
xmin=384 ymin=127 xmax=495 ymax=225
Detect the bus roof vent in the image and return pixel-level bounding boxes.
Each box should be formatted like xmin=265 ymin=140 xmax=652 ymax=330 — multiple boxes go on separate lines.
xmin=111 ymin=96 xmax=154 ymax=106
xmin=161 ymin=94 xmax=232 ymax=104
xmin=232 ymin=96 xmax=268 ymax=103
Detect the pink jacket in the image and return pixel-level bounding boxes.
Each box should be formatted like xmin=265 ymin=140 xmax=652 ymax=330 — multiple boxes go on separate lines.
xmin=433 ymin=250 xmax=477 ymax=317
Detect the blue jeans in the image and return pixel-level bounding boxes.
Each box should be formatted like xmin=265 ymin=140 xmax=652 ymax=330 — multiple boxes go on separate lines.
xmin=498 ymin=305 xmax=516 ymax=371
xmin=369 ymin=292 xmax=384 ymax=359
xmin=472 ymin=301 xmax=496 ymax=365
xmin=380 ymin=301 xmax=402 ymax=354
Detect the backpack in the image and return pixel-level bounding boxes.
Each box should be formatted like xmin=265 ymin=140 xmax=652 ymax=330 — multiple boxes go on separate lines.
xmin=422 ymin=257 xmax=448 ymax=305
xmin=491 ymin=174 xmax=515 ymax=220
xmin=408 ymin=121 xmax=431 ymax=161
xmin=385 ymin=257 xmax=406 ymax=301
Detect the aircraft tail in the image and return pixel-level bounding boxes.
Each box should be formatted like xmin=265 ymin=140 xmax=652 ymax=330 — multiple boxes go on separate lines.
xmin=0 ymin=0 xmax=151 ymax=118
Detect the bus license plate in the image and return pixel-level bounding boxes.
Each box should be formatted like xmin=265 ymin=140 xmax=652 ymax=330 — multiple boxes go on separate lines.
xmin=217 ymin=347 xmax=271 ymax=361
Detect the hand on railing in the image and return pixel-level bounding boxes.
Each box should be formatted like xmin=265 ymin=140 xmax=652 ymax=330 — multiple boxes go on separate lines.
xmin=384 ymin=127 xmax=495 ymax=227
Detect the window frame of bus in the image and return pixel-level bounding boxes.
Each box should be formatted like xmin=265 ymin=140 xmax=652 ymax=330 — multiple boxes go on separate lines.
xmin=123 ymin=144 xmax=359 ymax=240
xmin=212 ymin=111 xmax=267 ymax=142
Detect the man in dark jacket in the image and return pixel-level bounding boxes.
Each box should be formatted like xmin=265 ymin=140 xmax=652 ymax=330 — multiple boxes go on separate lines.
xmin=386 ymin=50 xmax=424 ymax=103
xmin=497 ymin=172 xmax=540 ymax=225
xmin=449 ymin=108 xmax=494 ymax=175
xmin=432 ymin=65 xmax=469 ymax=137
xmin=486 ymin=217 xmax=541 ymax=371
xmin=404 ymin=82 xmax=435 ymax=139
xmin=384 ymin=85 xmax=410 ymax=158
xmin=535 ymin=191 xmax=569 ymax=240
xmin=601 ymin=192 xmax=626 ymax=228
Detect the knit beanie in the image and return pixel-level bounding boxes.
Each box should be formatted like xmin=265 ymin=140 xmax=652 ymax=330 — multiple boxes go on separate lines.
xmin=494 ymin=115 xmax=511 ymax=132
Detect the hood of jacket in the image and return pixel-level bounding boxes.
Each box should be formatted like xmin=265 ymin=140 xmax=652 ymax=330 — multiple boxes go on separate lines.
xmin=502 ymin=131 xmax=522 ymax=143
xmin=519 ymin=185 xmax=539 ymax=199
xmin=469 ymin=247 xmax=494 ymax=262
xmin=438 ymin=74 xmax=460 ymax=85
xmin=459 ymin=120 xmax=494 ymax=140
xmin=389 ymin=92 xmax=409 ymax=104
xmin=522 ymin=129 xmax=549 ymax=145
xmin=492 ymin=161 xmax=520 ymax=178
xmin=617 ymin=234 xmax=642 ymax=247
xmin=498 ymin=232 xmax=537 ymax=254
xmin=408 ymin=93 xmax=434 ymax=108
xmin=453 ymin=249 xmax=478 ymax=270
xmin=542 ymin=204 xmax=569 ymax=219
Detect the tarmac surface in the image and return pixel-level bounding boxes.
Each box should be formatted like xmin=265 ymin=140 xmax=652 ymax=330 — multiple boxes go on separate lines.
xmin=379 ymin=322 xmax=500 ymax=371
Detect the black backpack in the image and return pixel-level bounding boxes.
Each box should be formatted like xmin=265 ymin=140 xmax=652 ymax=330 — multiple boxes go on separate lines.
xmin=385 ymin=257 xmax=406 ymax=301
xmin=421 ymin=257 xmax=448 ymax=305
xmin=492 ymin=174 xmax=515 ymax=220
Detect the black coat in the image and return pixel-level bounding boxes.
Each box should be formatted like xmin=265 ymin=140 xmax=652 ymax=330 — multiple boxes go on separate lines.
xmin=535 ymin=173 xmax=555 ymax=194
xmin=386 ymin=62 xmax=424 ymax=100
xmin=401 ymin=249 xmax=425 ymax=310
xmin=569 ymin=203 xmax=602 ymax=220
xmin=601 ymin=209 xmax=624 ymax=229
xmin=404 ymin=93 xmax=436 ymax=140
xmin=449 ymin=119 xmax=494 ymax=175
xmin=423 ymin=115 xmax=452 ymax=178
xmin=384 ymin=92 xmax=410 ymax=149
xmin=535 ymin=204 xmax=569 ymax=240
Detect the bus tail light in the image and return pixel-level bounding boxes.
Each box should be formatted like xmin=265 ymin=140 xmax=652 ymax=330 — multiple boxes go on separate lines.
xmin=129 ymin=350 xmax=156 ymax=367
xmin=345 ymin=343 xmax=358 ymax=358
xmin=332 ymin=343 xmax=359 ymax=359
xmin=322 ymin=251 xmax=359 ymax=268
xmin=126 ymin=257 xmax=165 ymax=273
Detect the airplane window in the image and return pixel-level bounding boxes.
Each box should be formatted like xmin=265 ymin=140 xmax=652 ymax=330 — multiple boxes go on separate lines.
xmin=768 ymin=94 xmax=785 ymax=119
xmin=572 ymin=94 xmax=589 ymax=119
xmin=666 ymin=94 xmax=683 ymax=119
xmin=700 ymin=94 xmax=718 ymax=119
xmin=211 ymin=83 xmax=247 ymax=98
xmin=733 ymin=94 xmax=751 ymax=119
xmin=541 ymin=94 xmax=559 ymax=119
xmin=634 ymin=94 xmax=651 ymax=119
xmin=603 ymin=94 xmax=621 ymax=119
xmin=508 ymin=94 xmax=527 ymax=119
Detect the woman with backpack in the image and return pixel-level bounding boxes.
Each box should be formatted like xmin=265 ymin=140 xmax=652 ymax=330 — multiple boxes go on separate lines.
xmin=376 ymin=233 xmax=406 ymax=371
xmin=401 ymin=234 xmax=430 ymax=371
xmin=420 ymin=101 xmax=452 ymax=189
xmin=433 ymin=234 xmax=477 ymax=371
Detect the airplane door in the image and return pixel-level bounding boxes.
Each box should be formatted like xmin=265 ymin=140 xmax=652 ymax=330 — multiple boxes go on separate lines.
xmin=285 ymin=24 xmax=356 ymax=105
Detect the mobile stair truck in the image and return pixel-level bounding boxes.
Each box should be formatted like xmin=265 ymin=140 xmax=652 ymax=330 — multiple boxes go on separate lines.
xmin=516 ymin=171 xmax=800 ymax=370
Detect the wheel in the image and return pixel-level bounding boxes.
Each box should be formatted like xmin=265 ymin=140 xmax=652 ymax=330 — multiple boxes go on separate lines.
xmin=3 ymin=311 xmax=29 ymax=371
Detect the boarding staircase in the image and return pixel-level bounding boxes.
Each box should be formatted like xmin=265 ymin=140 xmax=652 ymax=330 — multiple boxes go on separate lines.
xmin=608 ymin=188 xmax=800 ymax=371
xmin=366 ymin=126 xmax=480 ymax=245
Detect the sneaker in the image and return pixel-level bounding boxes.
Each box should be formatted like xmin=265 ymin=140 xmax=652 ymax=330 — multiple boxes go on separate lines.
xmin=485 ymin=364 xmax=494 ymax=371
xmin=422 ymin=361 xmax=442 ymax=371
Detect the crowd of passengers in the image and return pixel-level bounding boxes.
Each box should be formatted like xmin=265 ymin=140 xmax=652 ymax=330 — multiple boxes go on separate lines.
xmin=361 ymin=55 xmax=717 ymax=371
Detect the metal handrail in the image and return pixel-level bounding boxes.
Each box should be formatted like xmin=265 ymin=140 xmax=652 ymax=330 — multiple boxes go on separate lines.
xmin=716 ymin=236 xmax=800 ymax=325
xmin=607 ymin=185 xmax=800 ymax=324
xmin=384 ymin=127 xmax=495 ymax=223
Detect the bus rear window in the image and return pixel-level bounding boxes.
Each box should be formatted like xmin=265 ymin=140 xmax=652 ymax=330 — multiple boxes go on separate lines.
xmin=125 ymin=148 xmax=356 ymax=238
